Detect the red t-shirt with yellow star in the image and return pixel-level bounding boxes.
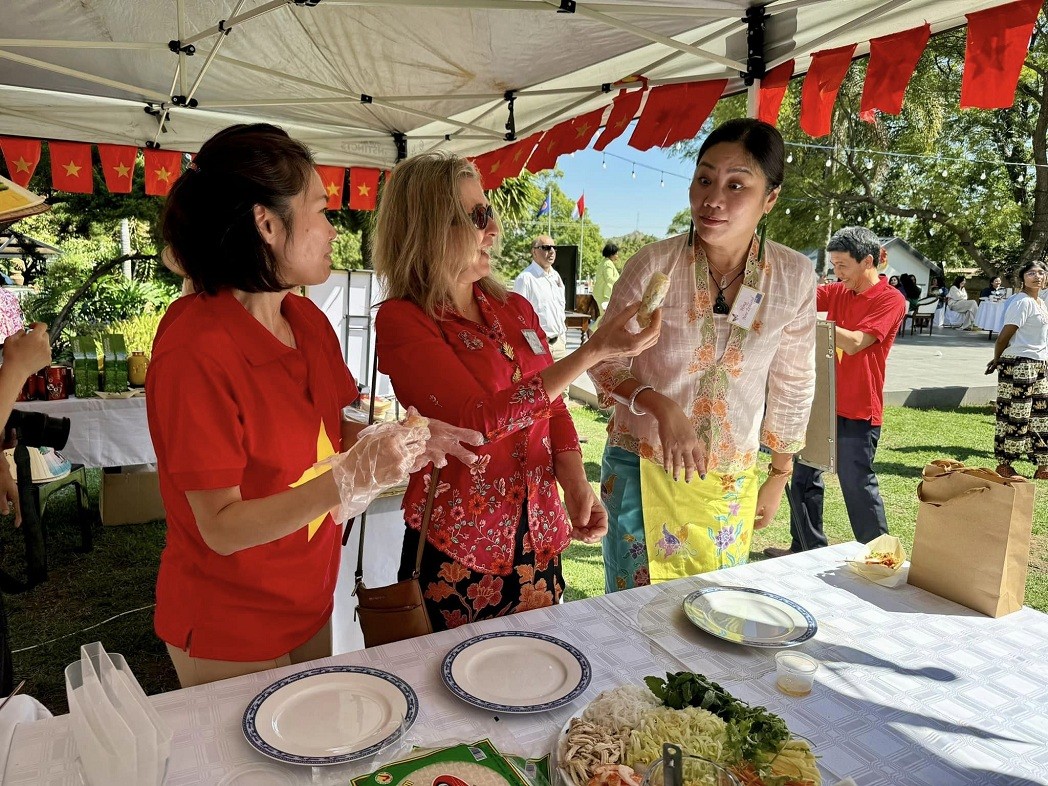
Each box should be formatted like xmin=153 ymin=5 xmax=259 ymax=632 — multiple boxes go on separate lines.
xmin=147 ymin=290 xmax=357 ymax=661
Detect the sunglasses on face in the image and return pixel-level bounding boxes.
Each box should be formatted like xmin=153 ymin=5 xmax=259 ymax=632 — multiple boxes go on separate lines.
xmin=533 ymin=244 xmax=555 ymax=252
xmin=469 ymin=204 xmax=494 ymax=230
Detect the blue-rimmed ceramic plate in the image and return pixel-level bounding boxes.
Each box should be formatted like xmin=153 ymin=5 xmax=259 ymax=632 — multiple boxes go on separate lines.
xmin=243 ymin=665 xmax=417 ymax=766
xmin=441 ymin=631 xmax=591 ymax=713
xmin=682 ymin=587 xmax=817 ymax=648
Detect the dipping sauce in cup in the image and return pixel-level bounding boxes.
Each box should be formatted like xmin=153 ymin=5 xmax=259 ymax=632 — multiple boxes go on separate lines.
xmin=775 ymin=652 xmax=819 ymax=696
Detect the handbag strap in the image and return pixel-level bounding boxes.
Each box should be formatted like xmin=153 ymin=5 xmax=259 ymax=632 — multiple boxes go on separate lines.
xmin=352 ymin=341 xmax=440 ymax=586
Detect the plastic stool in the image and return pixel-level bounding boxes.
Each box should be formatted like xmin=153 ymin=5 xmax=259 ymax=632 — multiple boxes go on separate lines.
xmin=31 ymin=464 xmax=92 ymax=553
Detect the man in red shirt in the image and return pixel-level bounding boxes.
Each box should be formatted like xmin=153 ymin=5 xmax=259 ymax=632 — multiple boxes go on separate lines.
xmin=768 ymin=227 xmax=907 ymax=554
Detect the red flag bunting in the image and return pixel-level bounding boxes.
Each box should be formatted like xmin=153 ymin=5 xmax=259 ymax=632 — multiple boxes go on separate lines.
xmin=97 ymin=144 xmax=138 ymax=193
xmin=316 ymin=165 xmax=345 ymax=210
xmin=758 ymin=60 xmax=794 ymax=126
xmin=960 ymin=0 xmax=1042 ymax=110
xmin=0 ymin=137 xmax=41 ymax=188
xmin=628 ymin=79 xmax=727 ymax=152
xmin=593 ymin=81 xmax=648 ymax=152
xmin=527 ymin=109 xmax=604 ymax=173
xmin=349 ymin=168 xmax=380 ymax=211
xmin=49 ymin=141 xmax=93 ymax=194
xmin=144 ymin=149 xmax=181 ymax=196
xmin=576 ymin=193 xmax=585 ymax=218
xmin=471 ymin=133 xmax=541 ymax=190
xmin=860 ymin=24 xmax=930 ymax=122
xmin=799 ymin=44 xmax=857 ymax=138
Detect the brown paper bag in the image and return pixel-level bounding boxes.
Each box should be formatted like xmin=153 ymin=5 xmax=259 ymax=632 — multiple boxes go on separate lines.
xmin=908 ymin=460 xmax=1035 ymax=617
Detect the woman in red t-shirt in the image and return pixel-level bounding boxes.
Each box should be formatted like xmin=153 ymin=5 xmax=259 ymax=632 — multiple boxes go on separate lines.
xmin=372 ymin=153 xmax=661 ymax=630
xmin=149 ymin=125 xmax=478 ymax=687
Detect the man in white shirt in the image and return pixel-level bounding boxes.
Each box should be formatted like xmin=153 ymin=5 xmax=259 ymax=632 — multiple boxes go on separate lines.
xmin=514 ymin=235 xmax=567 ymax=359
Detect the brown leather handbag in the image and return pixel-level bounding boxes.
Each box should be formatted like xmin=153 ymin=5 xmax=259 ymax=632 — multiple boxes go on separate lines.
xmin=352 ymin=467 xmax=438 ymax=647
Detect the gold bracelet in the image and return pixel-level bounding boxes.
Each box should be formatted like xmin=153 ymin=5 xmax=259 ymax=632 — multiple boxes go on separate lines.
xmin=767 ymin=463 xmax=793 ymax=479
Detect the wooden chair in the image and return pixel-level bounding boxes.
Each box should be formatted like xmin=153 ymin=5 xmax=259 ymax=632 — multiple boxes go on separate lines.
xmin=909 ymin=297 xmax=939 ymax=335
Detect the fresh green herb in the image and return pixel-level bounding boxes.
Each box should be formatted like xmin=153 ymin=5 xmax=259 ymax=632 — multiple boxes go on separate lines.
xmin=644 ymin=672 xmax=790 ymax=763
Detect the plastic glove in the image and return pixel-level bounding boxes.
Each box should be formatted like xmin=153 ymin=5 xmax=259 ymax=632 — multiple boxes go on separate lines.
xmin=407 ymin=410 xmax=484 ymax=472
xmin=327 ymin=416 xmax=429 ymax=523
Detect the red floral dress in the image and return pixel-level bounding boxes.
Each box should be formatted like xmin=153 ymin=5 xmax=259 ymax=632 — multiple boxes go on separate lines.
xmin=376 ymin=286 xmax=580 ymax=630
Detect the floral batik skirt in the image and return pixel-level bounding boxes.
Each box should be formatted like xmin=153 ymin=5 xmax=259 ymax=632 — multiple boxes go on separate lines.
xmin=399 ymin=507 xmax=564 ymax=631
xmin=599 ymin=445 xmax=759 ymax=593
xmin=995 ymin=357 xmax=1048 ymax=468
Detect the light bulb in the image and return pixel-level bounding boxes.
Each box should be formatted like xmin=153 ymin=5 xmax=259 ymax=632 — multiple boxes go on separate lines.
xmin=787 ymin=153 xmax=794 ymax=163
xmin=980 ymin=171 xmax=987 ymax=180
xmin=660 ymin=176 xmax=665 ymax=187
xmin=785 ymin=208 xmax=791 ymax=215
xmin=602 ymin=156 xmax=606 ymax=169
xmin=941 ymin=169 xmax=948 ymax=177
xmin=865 ymin=159 xmax=873 ymax=169
xmin=631 ymin=167 xmax=636 ymax=180
xmin=814 ymin=214 xmax=820 ymax=221
xmin=825 ymin=158 xmax=832 ymax=168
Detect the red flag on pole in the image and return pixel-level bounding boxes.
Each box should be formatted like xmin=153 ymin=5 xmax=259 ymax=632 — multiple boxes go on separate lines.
xmin=758 ymin=60 xmax=794 ymax=126
xmin=97 ymin=144 xmax=138 ymax=193
xmin=628 ymin=80 xmax=727 ymax=152
xmin=472 ymin=133 xmax=541 ymax=190
xmin=960 ymin=0 xmax=1042 ymax=110
xmin=0 ymin=137 xmax=41 ymax=188
xmin=349 ymin=168 xmax=380 ymax=211
xmin=49 ymin=141 xmax=93 ymax=194
xmin=593 ymin=80 xmax=648 ymax=152
xmin=799 ymin=44 xmax=857 ymax=138
xmin=576 ymin=193 xmax=585 ymax=218
xmin=315 ymin=165 xmax=345 ymax=210
xmin=527 ymin=109 xmax=604 ymax=173
xmin=860 ymin=24 xmax=930 ymax=122
xmin=144 ymin=149 xmax=182 ymax=196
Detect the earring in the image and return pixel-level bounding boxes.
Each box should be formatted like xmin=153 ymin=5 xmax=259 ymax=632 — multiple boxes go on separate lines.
xmin=688 ymin=221 xmax=694 ymax=246
xmin=757 ymin=215 xmax=768 ymax=261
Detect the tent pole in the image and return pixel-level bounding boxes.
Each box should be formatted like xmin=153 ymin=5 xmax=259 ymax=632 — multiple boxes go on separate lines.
xmin=185 ymin=0 xmax=247 ymax=104
xmin=516 ymin=90 xmax=605 ymax=137
xmin=181 ymin=0 xmax=288 ymax=47
xmin=0 ymin=40 xmax=165 ymax=51
xmin=0 ymin=49 xmax=168 ymax=100
xmin=176 ymin=0 xmax=189 ymax=97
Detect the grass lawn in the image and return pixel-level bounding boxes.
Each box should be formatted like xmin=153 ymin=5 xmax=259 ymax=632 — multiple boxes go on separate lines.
xmin=1 ymin=403 xmax=1044 ymax=713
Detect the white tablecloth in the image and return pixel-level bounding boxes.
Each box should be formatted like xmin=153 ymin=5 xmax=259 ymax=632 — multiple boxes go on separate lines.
xmin=5 ymin=544 xmax=1048 ymax=786
xmin=13 ymin=396 xmax=153 ymax=468
xmin=975 ymin=299 xmax=1011 ymax=333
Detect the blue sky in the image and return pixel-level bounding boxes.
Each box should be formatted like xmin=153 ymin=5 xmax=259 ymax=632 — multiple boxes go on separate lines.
xmin=554 ymin=121 xmax=697 ymax=239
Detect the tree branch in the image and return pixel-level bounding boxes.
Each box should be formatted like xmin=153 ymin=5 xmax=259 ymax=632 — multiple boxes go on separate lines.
xmin=49 ymin=253 xmax=157 ymax=344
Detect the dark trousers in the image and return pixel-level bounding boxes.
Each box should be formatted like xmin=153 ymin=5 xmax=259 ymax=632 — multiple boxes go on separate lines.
xmin=787 ymin=416 xmax=889 ymax=551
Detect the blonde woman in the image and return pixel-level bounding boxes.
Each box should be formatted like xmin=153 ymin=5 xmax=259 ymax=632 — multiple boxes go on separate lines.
xmin=373 ymin=152 xmax=659 ymax=630
xmin=589 ymin=118 xmax=816 ymax=592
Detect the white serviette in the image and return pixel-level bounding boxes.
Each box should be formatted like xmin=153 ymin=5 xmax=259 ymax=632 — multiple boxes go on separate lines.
xmin=0 ymin=694 xmax=53 ymax=779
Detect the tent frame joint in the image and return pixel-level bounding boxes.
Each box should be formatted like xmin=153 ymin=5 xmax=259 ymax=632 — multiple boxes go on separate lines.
xmin=393 ymin=132 xmax=408 ymax=161
xmin=167 ymin=40 xmax=196 ymax=56
xmin=558 ymin=0 xmax=576 ymax=13
xmin=504 ymin=90 xmax=517 ymax=141
xmin=360 ymin=93 xmax=373 ymax=104
xmin=218 ymin=19 xmax=234 ymax=35
xmin=741 ymin=4 xmax=766 ymax=86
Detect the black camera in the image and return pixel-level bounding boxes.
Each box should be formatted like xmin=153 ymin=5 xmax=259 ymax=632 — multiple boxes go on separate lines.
xmin=4 ymin=410 xmax=70 ymax=450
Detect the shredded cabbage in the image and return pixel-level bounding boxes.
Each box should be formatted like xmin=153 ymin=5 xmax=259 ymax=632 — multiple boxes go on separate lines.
xmin=582 ymin=686 xmax=662 ymax=731
xmin=769 ymin=739 xmax=821 ymax=785
xmin=626 ymin=706 xmax=728 ymax=775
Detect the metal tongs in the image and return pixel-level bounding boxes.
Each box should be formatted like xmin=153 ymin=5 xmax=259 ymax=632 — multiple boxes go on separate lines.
xmin=662 ymin=743 xmax=682 ymax=786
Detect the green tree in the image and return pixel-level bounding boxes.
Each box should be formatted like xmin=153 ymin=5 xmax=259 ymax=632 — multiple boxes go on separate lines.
xmin=607 ymin=231 xmax=660 ymax=262
xmin=666 ymin=208 xmax=691 ymax=236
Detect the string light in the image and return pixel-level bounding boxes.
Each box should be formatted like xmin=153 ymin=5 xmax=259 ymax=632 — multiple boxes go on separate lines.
xmin=660 ymin=174 xmax=665 ymax=187
xmin=814 ymin=214 xmax=820 ymax=221
xmin=980 ymin=171 xmax=987 ymax=180
xmin=784 ymin=139 xmax=1045 ymax=173
xmin=601 ymin=154 xmax=606 ymax=169
xmin=825 ymin=158 xmax=832 ymax=168
xmin=865 ymin=159 xmax=874 ymax=169
xmin=785 ymin=208 xmax=791 ymax=215
xmin=631 ymin=165 xmax=636 ymax=180
xmin=786 ymin=153 xmax=794 ymax=163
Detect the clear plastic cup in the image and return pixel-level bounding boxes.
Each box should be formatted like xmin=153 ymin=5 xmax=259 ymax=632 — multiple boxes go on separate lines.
xmin=775 ymin=651 xmax=819 ymax=696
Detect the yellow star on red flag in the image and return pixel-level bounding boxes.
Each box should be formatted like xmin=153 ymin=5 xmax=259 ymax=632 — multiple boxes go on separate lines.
xmin=325 ymin=181 xmax=340 ymax=197
xmin=63 ymin=160 xmax=81 ymax=177
xmin=154 ymin=166 xmax=172 ymax=183
xmin=13 ymin=157 xmax=30 ymax=174
xmin=113 ymin=163 xmax=131 ymax=179
xmin=357 ymin=182 xmax=371 ymax=197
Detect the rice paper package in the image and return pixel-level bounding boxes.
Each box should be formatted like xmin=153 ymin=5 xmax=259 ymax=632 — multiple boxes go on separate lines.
xmin=353 ymin=740 xmax=538 ymax=786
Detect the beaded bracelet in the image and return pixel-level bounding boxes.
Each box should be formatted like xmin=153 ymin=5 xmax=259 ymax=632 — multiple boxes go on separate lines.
xmin=628 ymin=384 xmax=654 ymax=416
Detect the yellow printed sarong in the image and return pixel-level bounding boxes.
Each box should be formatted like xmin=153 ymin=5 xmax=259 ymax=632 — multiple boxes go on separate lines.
xmin=639 ymin=462 xmax=759 ymax=583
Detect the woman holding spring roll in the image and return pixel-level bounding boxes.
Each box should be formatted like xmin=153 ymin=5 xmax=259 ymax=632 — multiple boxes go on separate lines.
xmin=148 ymin=125 xmax=480 ymax=687
xmin=373 ymin=152 xmax=660 ymax=631
xmin=589 ymin=118 xmax=816 ymax=592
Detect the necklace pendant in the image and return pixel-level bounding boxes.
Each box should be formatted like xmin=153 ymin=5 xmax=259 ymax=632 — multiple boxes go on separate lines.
xmin=720 ymin=275 xmax=728 ymax=288
xmin=501 ymin=341 xmax=515 ymax=361
xmin=713 ymin=294 xmax=730 ymax=315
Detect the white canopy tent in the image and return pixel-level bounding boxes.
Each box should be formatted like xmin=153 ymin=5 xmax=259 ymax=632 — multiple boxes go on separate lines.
xmin=0 ymin=0 xmax=1021 ymax=167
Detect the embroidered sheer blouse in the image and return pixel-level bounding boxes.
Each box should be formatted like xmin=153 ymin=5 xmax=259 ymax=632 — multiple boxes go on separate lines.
xmin=589 ymin=233 xmax=816 ymax=474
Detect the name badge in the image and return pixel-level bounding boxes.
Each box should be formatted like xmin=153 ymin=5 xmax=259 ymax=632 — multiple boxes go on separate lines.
xmin=727 ymin=285 xmax=763 ymax=330
xmin=522 ymin=329 xmax=547 ymax=355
